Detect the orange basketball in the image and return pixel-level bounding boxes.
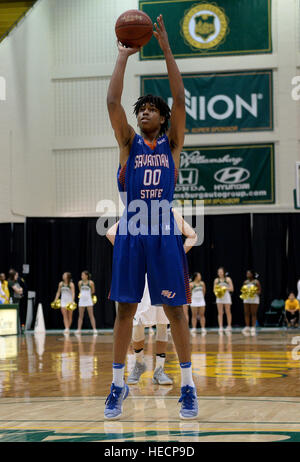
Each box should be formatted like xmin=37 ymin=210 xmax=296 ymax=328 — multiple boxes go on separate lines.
xmin=115 ymin=9 xmax=153 ymax=48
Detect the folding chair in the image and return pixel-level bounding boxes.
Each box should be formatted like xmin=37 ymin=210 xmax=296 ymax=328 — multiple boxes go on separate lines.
xmin=264 ymin=299 xmax=285 ymax=327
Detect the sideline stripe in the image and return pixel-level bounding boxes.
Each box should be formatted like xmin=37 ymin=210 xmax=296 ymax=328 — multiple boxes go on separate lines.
xmin=0 ymin=425 xmax=299 ymax=433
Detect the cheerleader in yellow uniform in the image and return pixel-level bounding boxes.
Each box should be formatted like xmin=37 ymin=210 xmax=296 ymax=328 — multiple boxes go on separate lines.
xmin=214 ymin=267 xmax=234 ymax=335
xmin=53 ymin=272 xmax=75 ymax=334
xmin=75 ymin=271 xmax=97 ymax=336
xmin=241 ymin=270 xmax=261 ymax=337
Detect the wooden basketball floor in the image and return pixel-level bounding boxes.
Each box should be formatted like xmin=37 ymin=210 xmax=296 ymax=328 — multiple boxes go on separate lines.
xmin=1 ymin=329 xmax=300 ymax=442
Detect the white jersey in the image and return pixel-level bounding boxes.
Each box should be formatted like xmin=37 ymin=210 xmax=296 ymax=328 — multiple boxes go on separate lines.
xmin=133 ymin=277 xmax=169 ymax=326
xmin=215 ymin=279 xmax=232 ymax=305
xmin=243 ymin=280 xmax=260 ymax=305
xmin=79 ymin=282 xmax=93 ymax=307
xmin=297 ymin=280 xmax=300 ymax=302
xmin=60 ymin=284 xmax=72 ymax=308
xmin=190 ymin=283 xmax=205 ymax=307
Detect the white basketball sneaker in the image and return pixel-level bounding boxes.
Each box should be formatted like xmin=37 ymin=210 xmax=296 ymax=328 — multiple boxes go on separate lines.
xmin=250 ymin=327 xmax=256 ymax=336
xmin=152 ymin=367 xmax=173 ymax=385
xmin=242 ymin=327 xmax=251 ymax=336
xmin=127 ymin=361 xmax=146 ymax=384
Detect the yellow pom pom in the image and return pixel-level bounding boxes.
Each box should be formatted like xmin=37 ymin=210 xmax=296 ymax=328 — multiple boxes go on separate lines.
xmin=51 ymin=299 xmax=61 ymax=309
xmin=240 ymin=285 xmax=250 ymax=300
xmin=249 ymin=285 xmax=258 ymax=298
xmin=214 ymin=285 xmax=227 ymax=298
xmin=66 ymin=302 xmax=77 ymax=311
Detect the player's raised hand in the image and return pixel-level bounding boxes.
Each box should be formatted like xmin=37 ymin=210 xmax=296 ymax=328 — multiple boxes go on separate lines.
xmin=117 ymin=40 xmax=140 ymax=57
xmin=153 ymin=15 xmax=170 ymax=52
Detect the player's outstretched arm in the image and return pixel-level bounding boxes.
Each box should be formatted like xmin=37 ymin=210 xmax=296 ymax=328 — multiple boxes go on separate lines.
xmin=107 ymin=43 xmax=138 ymax=148
xmin=153 ymin=15 xmax=185 ymax=166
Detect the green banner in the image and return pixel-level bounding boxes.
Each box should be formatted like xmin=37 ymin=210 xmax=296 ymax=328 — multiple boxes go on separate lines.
xmin=139 ymin=0 xmax=272 ymax=59
xmin=141 ymin=71 xmax=273 ymax=134
xmin=174 ymin=144 xmax=275 ymax=206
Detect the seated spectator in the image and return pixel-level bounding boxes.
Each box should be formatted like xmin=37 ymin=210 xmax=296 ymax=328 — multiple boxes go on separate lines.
xmin=7 ymin=269 xmax=23 ymax=304
xmin=0 ymin=273 xmax=10 ymax=304
xmin=285 ymin=292 xmax=300 ymax=328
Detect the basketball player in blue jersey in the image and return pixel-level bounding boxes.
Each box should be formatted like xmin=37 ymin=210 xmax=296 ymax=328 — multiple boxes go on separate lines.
xmin=104 ymin=15 xmax=198 ymax=420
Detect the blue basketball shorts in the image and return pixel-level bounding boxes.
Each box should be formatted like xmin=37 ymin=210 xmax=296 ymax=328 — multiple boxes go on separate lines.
xmin=108 ymin=232 xmax=191 ymax=307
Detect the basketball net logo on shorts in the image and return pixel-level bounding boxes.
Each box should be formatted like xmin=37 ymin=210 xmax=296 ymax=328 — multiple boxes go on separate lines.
xmin=181 ymin=3 xmax=229 ymax=51
xmin=161 ymin=290 xmax=176 ymax=299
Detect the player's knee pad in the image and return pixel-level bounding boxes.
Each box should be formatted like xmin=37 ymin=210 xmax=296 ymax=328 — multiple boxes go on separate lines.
xmin=156 ymin=324 xmax=168 ymax=342
xmin=132 ymin=324 xmax=145 ymax=342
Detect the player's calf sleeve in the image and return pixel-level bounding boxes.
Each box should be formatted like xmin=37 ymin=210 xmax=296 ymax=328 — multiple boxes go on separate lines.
xmin=132 ymin=324 xmax=145 ymax=342
xmin=156 ymin=324 xmax=168 ymax=342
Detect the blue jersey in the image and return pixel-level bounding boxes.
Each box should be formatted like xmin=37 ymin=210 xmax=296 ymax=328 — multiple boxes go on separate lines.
xmin=117 ymin=133 xmax=178 ymax=203
xmin=117 ymin=133 xmax=178 ymax=234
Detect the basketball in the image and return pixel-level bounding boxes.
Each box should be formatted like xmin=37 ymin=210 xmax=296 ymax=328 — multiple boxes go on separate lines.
xmin=115 ymin=9 xmax=153 ymax=48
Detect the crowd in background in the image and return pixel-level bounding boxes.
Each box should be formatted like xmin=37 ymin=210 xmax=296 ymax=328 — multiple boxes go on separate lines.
xmin=0 ymin=269 xmax=24 ymax=304
xmin=0 ymin=269 xmax=28 ymax=329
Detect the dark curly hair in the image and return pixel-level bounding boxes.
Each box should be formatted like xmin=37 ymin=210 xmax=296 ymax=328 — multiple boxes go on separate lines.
xmin=133 ymin=94 xmax=171 ymax=135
